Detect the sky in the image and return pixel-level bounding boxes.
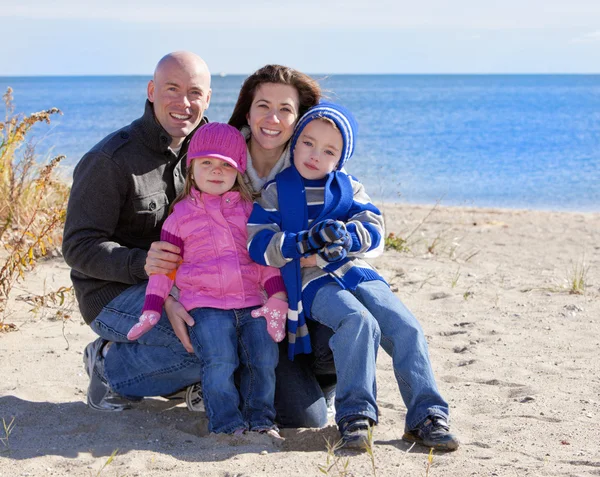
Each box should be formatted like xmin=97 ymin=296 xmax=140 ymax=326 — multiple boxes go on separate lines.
xmin=2 ymin=0 xmax=600 ymax=75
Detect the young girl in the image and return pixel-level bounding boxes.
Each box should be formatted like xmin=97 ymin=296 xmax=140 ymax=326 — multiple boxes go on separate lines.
xmin=127 ymin=122 xmax=288 ymax=437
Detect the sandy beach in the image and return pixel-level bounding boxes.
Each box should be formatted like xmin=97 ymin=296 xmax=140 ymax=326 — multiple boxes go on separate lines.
xmin=0 ymin=203 xmax=598 ymax=477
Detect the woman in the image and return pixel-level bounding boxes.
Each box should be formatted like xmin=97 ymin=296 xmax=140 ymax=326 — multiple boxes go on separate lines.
xmin=228 ymin=65 xmax=336 ymax=428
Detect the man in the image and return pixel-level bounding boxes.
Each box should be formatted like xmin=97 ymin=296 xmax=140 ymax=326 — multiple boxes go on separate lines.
xmin=63 ymin=51 xmax=211 ymax=411
xmin=64 ymin=53 xmax=335 ymax=427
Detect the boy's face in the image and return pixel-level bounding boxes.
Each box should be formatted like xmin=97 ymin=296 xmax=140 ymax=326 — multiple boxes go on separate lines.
xmin=293 ymin=119 xmax=343 ymax=180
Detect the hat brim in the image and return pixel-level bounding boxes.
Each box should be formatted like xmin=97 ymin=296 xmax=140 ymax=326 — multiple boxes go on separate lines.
xmin=188 ymin=153 xmax=243 ymax=173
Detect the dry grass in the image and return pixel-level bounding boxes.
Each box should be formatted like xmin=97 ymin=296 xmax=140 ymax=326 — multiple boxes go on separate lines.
xmin=0 ymin=87 xmax=69 ymax=319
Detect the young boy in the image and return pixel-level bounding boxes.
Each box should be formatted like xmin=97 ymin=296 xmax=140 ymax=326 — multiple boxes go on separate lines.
xmin=247 ymin=102 xmax=459 ymax=451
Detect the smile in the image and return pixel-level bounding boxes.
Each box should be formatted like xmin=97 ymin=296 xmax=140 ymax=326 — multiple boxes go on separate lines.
xmin=261 ymin=128 xmax=280 ymax=136
xmin=170 ymin=113 xmax=192 ymax=121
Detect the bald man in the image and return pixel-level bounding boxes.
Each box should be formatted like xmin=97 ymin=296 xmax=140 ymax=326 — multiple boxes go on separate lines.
xmin=63 ymin=52 xmax=211 ymax=411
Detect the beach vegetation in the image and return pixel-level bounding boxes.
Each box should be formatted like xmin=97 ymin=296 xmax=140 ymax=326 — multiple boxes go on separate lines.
xmin=318 ymin=437 xmax=352 ymax=475
xmin=385 ymin=232 xmax=410 ymax=253
xmin=0 ymin=417 xmax=16 ymax=454
xmin=0 ymin=87 xmax=69 ymax=320
xmin=451 ymin=268 xmax=461 ymax=288
xmin=566 ymin=257 xmax=589 ymax=295
xmin=317 ymin=427 xmax=377 ymax=477
xmin=425 ymin=448 xmax=434 ymax=477
xmin=94 ymin=449 xmax=119 ymax=477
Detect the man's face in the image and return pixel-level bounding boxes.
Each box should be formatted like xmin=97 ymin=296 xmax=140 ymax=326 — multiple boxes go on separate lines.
xmin=148 ymin=59 xmax=211 ymax=148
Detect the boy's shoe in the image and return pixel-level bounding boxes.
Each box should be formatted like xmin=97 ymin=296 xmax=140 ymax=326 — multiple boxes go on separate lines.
xmin=83 ymin=338 xmax=132 ymax=412
xmin=185 ymin=382 xmax=205 ymax=412
xmin=338 ymin=416 xmax=372 ymax=450
xmin=402 ymin=416 xmax=459 ymax=451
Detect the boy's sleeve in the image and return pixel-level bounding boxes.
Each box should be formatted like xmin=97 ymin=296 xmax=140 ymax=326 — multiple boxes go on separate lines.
xmin=141 ymin=214 xmax=183 ymax=314
xmin=344 ymin=176 xmax=385 ymax=258
xmin=247 ymin=182 xmax=297 ymax=268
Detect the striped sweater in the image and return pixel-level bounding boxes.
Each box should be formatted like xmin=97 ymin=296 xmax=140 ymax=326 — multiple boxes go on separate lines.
xmin=247 ymin=171 xmax=386 ymax=357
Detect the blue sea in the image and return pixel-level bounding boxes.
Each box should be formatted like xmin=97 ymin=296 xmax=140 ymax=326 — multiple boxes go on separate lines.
xmin=1 ymin=75 xmax=599 ymax=212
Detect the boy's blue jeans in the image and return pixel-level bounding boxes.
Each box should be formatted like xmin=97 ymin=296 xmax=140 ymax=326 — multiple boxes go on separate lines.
xmin=187 ymin=306 xmax=278 ymax=434
xmin=89 ymin=281 xmax=334 ymax=427
xmin=310 ymin=280 xmax=449 ymax=431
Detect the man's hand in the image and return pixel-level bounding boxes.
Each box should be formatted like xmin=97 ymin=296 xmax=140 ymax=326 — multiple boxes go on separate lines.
xmin=145 ymin=241 xmax=181 ymax=277
xmin=165 ymin=296 xmax=195 ymax=353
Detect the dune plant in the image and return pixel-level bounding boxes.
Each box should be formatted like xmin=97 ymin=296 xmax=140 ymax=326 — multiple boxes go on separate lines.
xmin=94 ymin=449 xmax=119 ymax=477
xmin=424 ymin=448 xmax=434 ymax=476
xmin=318 ymin=437 xmax=352 ymax=476
xmin=385 ymin=232 xmax=410 ymax=253
xmin=0 ymin=87 xmax=69 ymax=319
xmin=567 ymin=257 xmax=589 ymax=295
xmin=0 ymin=417 xmax=16 ymax=454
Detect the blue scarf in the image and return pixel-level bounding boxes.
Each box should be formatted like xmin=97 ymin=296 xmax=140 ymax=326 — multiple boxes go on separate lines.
xmin=276 ymin=166 xmax=354 ymax=360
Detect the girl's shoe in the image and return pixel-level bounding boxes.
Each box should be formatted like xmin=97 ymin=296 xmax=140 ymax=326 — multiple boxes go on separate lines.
xmin=338 ymin=416 xmax=372 ymax=450
xmin=252 ymin=427 xmax=284 ymax=440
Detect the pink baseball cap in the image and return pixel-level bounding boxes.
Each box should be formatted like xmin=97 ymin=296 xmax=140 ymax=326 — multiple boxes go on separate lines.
xmin=187 ymin=123 xmax=247 ymax=173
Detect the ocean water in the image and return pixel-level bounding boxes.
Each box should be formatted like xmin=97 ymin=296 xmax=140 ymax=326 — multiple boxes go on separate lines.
xmin=1 ymin=75 xmax=599 ymax=212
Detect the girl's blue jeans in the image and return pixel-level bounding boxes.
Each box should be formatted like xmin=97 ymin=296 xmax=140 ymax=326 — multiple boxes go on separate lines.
xmin=187 ymin=306 xmax=278 ymax=434
xmin=310 ymin=280 xmax=449 ymax=431
xmin=90 ymin=281 xmax=335 ymax=427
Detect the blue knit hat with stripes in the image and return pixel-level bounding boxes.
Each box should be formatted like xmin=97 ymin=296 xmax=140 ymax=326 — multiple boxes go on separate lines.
xmin=290 ymin=101 xmax=358 ymax=170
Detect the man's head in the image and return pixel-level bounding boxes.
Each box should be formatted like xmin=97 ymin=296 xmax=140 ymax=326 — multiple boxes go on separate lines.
xmin=147 ymin=51 xmax=211 ymax=148
xmin=290 ymin=102 xmax=358 ymax=180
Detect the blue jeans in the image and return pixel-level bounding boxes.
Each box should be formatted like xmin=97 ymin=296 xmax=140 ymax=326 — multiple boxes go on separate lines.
xmin=90 ymin=282 xmax=203 ymax=397
xmin=311 ymin=280 xmax=449 ymax=430
xmin=89 ymin=282 xmax=335 ymax=427
xmin=187 ymin=306 xmax=278 ymax=434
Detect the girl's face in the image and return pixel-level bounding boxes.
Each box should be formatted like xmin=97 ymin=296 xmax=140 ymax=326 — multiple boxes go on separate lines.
xmin=192 ymin=158 xmax=238 ymax=196
xmin=246 ymin=83 xmax=300 ymax=155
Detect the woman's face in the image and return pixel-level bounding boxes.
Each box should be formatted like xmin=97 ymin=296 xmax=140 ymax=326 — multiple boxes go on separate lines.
xmin=246 ymin=83 xmax=300 ymax=154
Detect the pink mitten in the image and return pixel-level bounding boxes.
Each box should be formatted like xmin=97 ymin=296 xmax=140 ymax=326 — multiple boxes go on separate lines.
xmin=127 ymin=310 xmax=161 ymax=341
xmin=251 ymin=297 xmax=288 ymax=342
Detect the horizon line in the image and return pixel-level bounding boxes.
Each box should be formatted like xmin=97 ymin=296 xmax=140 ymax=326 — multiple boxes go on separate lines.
xmin=2 ymin=72 xmax=600 ymax=78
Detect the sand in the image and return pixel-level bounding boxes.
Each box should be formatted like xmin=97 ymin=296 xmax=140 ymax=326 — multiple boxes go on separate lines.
xmin=1 ymin=203 xmax=599 ymax=477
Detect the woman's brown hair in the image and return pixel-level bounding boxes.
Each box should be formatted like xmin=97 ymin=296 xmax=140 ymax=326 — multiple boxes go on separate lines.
xmin=228 ymin=65 xmax=321 ymax=130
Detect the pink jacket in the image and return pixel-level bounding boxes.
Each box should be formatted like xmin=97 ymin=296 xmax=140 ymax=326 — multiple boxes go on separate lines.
xmin=142 ymin=188 xmax=284 ymax=314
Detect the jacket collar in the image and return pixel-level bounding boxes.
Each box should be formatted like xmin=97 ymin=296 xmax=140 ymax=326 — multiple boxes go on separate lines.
xmin=133 ymin=100 xmax=209 ymax=158
xmin=189 ymin=187 xmax=241 ymax=208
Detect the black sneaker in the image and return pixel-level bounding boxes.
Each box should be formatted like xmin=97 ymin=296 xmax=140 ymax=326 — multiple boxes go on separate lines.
xmin=83 ymin=339 xmax=132 ymax=412
xmin=403 ymin=416 xmax=459 ymax=451
xmin=338 ymin=416 xmax=372 ymax=450
xmin=185 ymin=382 xmax=204 ymax=412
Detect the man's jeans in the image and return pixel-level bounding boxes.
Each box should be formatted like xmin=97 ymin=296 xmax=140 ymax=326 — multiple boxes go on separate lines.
xmin=311 ymin=280 xmax=449 ymax=430
xmin=90 ymin=282 xmax=335 ymax=427
xmin=188 ymin=306 xmax=277 ymax=434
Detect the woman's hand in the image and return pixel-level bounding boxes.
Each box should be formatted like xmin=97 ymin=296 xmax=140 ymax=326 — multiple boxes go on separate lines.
xmin=300 ymin=255 xmax=318 ymax=268
xmin=165 ymin=296 xmax=195 ymax=353
xmin=145 ymin=241 xmax=181 ymax=277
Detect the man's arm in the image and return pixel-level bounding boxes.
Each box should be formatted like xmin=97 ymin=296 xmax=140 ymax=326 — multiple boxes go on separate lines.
xmin=62 ymin=151 xmax=148 ymax=284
